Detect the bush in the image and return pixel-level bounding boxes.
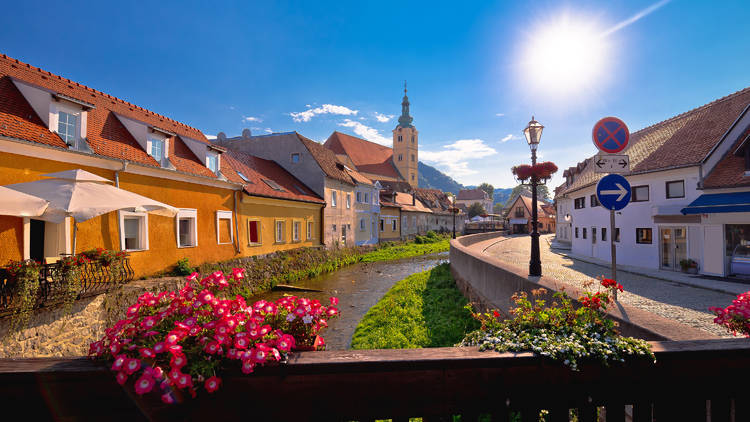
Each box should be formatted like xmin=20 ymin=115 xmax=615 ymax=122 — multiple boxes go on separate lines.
xmin=414 ymin=235 xmax=425 ymax=244
xmin=174 ymin=258 xmax=194 ymax=276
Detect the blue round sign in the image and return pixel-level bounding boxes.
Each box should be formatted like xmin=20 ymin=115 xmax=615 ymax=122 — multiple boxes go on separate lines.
xmin=592 ymin=117 xmax=629 ymax=154
xmin=596 ymin=174 xmax=631 ymax=211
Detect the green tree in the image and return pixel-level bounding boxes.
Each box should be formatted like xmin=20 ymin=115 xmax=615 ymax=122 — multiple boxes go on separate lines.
xmin=468 ymin=202 xmax=486 ymax=218
xmin=493 ymin=202 xmax=505 ymax=214
xmin=478 ymin=183 xmax=494 ymax=199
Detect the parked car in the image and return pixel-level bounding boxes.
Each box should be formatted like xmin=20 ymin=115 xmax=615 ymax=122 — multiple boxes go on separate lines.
xmin=730 ymin=244 xmax=750 ymax=276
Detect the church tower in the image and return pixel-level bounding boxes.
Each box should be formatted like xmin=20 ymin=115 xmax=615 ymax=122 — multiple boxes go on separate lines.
xmin=393 ymin=82 xmax=418 ymax=187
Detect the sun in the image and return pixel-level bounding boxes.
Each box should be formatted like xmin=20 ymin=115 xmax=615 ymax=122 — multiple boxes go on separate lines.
xmin=519 ymin=14 xmax=608 ymax=98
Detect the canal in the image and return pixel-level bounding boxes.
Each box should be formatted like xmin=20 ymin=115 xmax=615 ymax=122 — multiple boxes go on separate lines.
xmin=253 ymin=252 xmax=448 ymax=350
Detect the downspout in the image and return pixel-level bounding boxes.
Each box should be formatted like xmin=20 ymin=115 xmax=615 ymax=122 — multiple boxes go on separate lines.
xmin=115 ymin=162 xmax=127 ymax=188
xmin=114 ymin=162 xmax=127 ymax=252
xmin=320 ymin=202 xmax=326 ymax=248
xmin=233 ymin=190 xmax=241 ymax=255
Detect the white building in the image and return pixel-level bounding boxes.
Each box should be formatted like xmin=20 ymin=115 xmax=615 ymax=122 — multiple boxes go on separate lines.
xmin=555 ymin=86 xmax=750 ymax=277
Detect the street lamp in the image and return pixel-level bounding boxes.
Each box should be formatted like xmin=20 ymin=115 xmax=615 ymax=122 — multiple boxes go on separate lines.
xmin=451 ymin=206 xmax=458 ymax=239
xmin=523 ymin=116 xmax=544 ymax=276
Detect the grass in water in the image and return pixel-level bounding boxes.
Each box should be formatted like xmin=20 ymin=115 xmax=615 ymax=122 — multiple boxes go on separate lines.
xmin=351 ymin=263 xmax=478 ymax=349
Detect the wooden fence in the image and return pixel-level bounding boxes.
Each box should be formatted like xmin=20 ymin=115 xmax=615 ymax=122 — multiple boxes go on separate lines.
xmin=1 ymin=338 xmax=748 ymax=421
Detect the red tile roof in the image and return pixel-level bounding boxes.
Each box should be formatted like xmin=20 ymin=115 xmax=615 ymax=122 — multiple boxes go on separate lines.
xmin=703 ymin=125 xmax=750 ymax=189
xmin=296 ymin=133 xmax=355 ymax=185
xmin=345 ymin=167 xmax=374 ymax=185
xmin=557 ymin=86 xmax=750 ymax=196
xmin=0 ymin=53 xmax=223 ymax=180
xmin=324 ymin=131 xmax=403 ymax=180
xmin=457 ymin=188 xmax=488 ymax=201
xmin=222 ymin=149 xmax=324 ymax=204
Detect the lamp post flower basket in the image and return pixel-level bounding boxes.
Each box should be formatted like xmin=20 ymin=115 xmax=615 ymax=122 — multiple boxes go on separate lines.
xmin=460 ymin=278 xmax=654 ymax=370
xmin=511 ymin=162 xmax=558 ymax=184
xmin=89 ymin=268 xmax=339 ymax=404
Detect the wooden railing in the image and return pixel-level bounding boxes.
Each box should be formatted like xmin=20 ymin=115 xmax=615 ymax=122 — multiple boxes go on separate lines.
xmin=0 ymin=258 xmax=134 ymax=318
xmin=1 ymin=338 xmax=748 ymax=421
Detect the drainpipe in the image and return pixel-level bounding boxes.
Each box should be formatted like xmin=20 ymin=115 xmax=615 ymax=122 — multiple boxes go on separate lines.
xmin=233 ymin=190 xmax=241 ymax=255
xmin=320 ymin=202 xmax=326 ymax=248
xmin=115 ymin=162 xmax=128 ymax=188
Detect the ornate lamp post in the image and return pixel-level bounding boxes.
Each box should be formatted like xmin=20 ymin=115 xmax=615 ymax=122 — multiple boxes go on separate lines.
xmin=523 ymin=117 xmax=544 ymax=276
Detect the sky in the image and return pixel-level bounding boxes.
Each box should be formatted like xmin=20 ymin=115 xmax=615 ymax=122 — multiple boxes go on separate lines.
xmin=2 ymin=0 xmax=750 ymax=189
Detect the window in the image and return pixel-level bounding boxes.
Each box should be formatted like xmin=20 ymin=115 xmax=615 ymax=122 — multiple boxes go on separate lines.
xmin=307 ymin=221 xmax=314 ymax=240
xmin=176 ymin=209 xmax=197 ymax=248
xmin=411 ymin=154 xmax=415 ymax=162
xmin=149 ymin=138 xmax=164 ymax=162
xmin=398 ymin=154 xmax=403 ymax=161
xmin=411 ymin=135 xmax=415 ymax=143
xmin=515 ymin=206 xmax=524 ymax=218
xmin=411 ymin=174 xmax=415 ymax=181
xmin=575 ymin=227 xmax=579 ymax=238
xmin=332 ymin=224 xmax=337 ymax=232
xmin=247 ymin=220 xmax=261 ymax=245
xmin=632 ymin=185 xmax=649 ymax=202
xmin=380 ymin=219 xmax=384 ymax=232
xmin=206 ymin=154 xmax=218 ymax=173
xmin=262 ymin=179 xmax=285 ymax=192
xmin=275 ymin=220 xmax=286 ymax=243
xmin=615 ymin=228 xmax=620 ymax=242
xmin=583 ymin=228 xmax=587 ymax=239
xmin=119 ymin=211 xmax=148 ymax=251
xmin=392 ymin=219 xmax=397 ymax=231
xmin=360 ymin=218 xmax=366 ymax=231
xmin=398 ymin=135 xmax=403 ymax=142
xmin=346 ymin=193 xmax=351 ymax=208
xmin=293 ymin=221 xmax=301 ymax=242
xmin=237 ymin=171 xmax=250 ymax=183
xmin=364 ymin=193 xmax=369 ymax=203
xmin=590 ymin=194 xmax=599 ymax=207
xmin=602 ymin=227 xmax=607 ymax=241
xmin=331 ymin=191 xmax=337 ymax=207
xmin=356 ymin=192 xmax=362 ymax=202
xmin=666 ymin=180 xmax=685 ymax=199
xmin=574 ymin=197 xmax=586 ymax=209
xmin=216 ymin=211 xmax=233 ymax=244
xmin=291 ymin=153 xmax=300 ymax=163
xmin=592 ymin=227 xmax=597 ymax=243
xmin=636 ymin=228 xmax=652 ymax=244
xmin=57 ymin=110 xmax=79 ymax=145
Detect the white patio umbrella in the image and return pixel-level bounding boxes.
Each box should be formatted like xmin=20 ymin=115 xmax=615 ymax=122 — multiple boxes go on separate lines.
xmin=4 ymin=169 xmax=179 ymax=253
xmin=0 ymin=186 xmax=49 ymax=217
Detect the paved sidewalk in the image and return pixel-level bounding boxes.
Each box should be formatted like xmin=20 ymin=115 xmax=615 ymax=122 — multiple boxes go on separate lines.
xmin=483 ymin=234 xmax=739 ymax=338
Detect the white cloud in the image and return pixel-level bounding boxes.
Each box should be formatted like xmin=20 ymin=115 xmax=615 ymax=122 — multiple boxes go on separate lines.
xmin=243 ymin=116 xmax=262 ymax=122
xmin=500 ymin=134 xmax=521 ymax=143
xmin=420 ymin=139 xmax=498 ymax=177
xmin=495 ymin=113 xmax=505 ymax=117
xmin=374 ymin=112 xmax=395 ymax=123
xmin=290 ymin=104 xmax=359 ymax=122
xmin=338 ymin=119 xmax=392 ymax=146
xmin=264 ymin=128 xmax=273 ymax=133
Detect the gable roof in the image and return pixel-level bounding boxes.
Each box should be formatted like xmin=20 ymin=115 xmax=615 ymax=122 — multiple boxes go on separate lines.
xmin=703 ymin=125 xmax=750 ymax=189
xmin=0 ymin=53 xmax=224 ymax=181
xmin=222 ymin=149 xmax=324 ymax=204
xmin=324 ymin=131 xmax=403 ymax=180
xmin=296 ymin=133 xmax=355 ymax=185
xmin=345 ymin=167 xmax=374 ymax=186
xmin=457 ymin=188 xmax=488 ymax=201
xmin=394 ymin=191 xmax=432 ymax=213
xmin=557 ymin=86 xmax=750 ymax=197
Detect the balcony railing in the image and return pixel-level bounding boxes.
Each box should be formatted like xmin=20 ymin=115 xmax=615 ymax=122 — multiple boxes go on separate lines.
xmin=0 ymin=258 xmax=134 ymax=318
xmin=0 ymin=338 xmax=747 ymax=421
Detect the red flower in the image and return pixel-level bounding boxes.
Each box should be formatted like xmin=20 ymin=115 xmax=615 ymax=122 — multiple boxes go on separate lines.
xmin=116 ymin=371 xmax=128 ymax=386
xmin=124 ymin=358 xmax=141 ymax=375
xmin=135 ymin=374 xmax=155 ymax=395
xmin=204 ymin=376 xmax=221 ymax=393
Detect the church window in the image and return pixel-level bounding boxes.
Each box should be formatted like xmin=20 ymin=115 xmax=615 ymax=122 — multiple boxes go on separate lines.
xmin=411 ymin=174 xmax=415 ymax=181
xmin=411 ymin=154 xmax=415 ymax=162
xmin=398 ymin=135 xmax=402 ymax=142
xmin=398 ymin=154 xmax=403 ymax=161
xmin=411 ymin=135 xmax=415 ymax=143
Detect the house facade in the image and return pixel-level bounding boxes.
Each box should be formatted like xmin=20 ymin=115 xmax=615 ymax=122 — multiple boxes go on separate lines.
xmin=456 ymin=189 xmax=492 ymax=214
xmin=350 ymin=172 xmax=380 ymax=246
xmin=0 ymin=53 xmax=325 ymax=277
xmin=378 ymin=191 xmax=402 ymax=242
xmin=506 ymin=195 xmax=555 ymax=234
xmin=555 ymin=86 xmax=750 ymax=276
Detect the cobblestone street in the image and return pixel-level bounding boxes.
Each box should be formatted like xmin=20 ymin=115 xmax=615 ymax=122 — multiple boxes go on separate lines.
xmin=483 ymin=234 xmax=738 ymax=338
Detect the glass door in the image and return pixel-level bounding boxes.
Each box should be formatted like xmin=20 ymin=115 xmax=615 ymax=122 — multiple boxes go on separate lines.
xmin=660 ymin=227 xmax=687 ymax=270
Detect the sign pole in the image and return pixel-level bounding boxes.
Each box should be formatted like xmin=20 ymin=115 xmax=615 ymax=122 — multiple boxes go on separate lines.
xmin=610 ymin=207 xmax=617 ymax=300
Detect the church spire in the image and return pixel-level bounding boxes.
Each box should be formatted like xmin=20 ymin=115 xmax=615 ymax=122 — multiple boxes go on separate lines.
xmin=398 ymin=80 xmax=413 ymax=128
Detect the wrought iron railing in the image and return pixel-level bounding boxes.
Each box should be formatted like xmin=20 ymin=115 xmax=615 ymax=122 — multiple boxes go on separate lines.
xmin=0 ymin=258 xmax=134 ymax=318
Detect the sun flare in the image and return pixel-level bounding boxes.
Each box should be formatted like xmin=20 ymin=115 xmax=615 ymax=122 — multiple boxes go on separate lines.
xmin=520 ymin=15 xmax=608 ymax=97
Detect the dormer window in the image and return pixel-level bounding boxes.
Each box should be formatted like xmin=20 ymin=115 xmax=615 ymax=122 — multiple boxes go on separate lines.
xmin=206 ymin=154 xmax=218 ymax=173
xmin=291 ymin=153 xmax=300 ymax=163
xmin=58 ymin=110 xmax=79 ymax=145
xmin=149 ymin=137 xmax=164 ymax=162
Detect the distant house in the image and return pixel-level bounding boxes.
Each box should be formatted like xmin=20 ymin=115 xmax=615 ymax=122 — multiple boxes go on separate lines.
xmin=456 ymin=189 xmax=492 ymax=214
xmin=378 ymin=191 xmax=402 ymax=242
xmin=555 ymin=86 xmax=750 ymax=277
xmin=506 ymin=195 xmax=555 ymax=234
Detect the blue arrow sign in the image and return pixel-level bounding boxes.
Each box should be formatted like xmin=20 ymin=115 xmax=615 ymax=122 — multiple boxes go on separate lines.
xmin=596 ymin=174 xmax=631 ymax=211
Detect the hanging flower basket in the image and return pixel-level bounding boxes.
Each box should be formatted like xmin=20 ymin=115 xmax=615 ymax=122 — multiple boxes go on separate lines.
xmin=511 ymin=162 xmax=558 ymax=184
xmin=511 ymin=165 xmax=534 ymax=182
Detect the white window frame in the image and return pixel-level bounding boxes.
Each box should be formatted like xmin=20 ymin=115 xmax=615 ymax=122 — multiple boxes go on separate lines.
xmin=331 ymin=191 xmax=337 ymax=207
xmin=50 ymin=101 xmax=87 ymax=150
xmin=216 ymin=211 xmax=234 ymax=244
xmin=247 ymin=219 xmax=262 ymax=246
xmin=206 ymin=152 xmax=219 ymax=173
xmin=176 ymin=208 xmax=198 ymax=248
xmin=307 ymin=221 xmax=314 ymax=240
xmin=119 ymin=211 xmax=149 ymax=252
xmin=275 ymin=220 xmax=286 ymax=243
xmin=147 ymin=132 xmax=168 ymax=164
xmin=292 ymin=220 xmax=301 ymax=242
xmin=346 ymin=193 xmax=351 ymax=209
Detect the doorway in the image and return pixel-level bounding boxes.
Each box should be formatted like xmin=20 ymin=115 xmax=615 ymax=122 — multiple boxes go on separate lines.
xmin=29 ymin=219 xmax=45 ymax=262
xmin=341 ymin=225 xmax=347 ymax=246
xmin=660 ymin=227 xmax=687 ymax=271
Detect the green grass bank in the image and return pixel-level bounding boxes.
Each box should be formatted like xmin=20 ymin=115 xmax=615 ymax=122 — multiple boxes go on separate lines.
xmin=351 ymin=263 xmax=478 ymax=349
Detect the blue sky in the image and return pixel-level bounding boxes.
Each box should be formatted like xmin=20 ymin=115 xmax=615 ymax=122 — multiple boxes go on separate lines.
xmin=2 ymin=0 xmax=749 ymax=189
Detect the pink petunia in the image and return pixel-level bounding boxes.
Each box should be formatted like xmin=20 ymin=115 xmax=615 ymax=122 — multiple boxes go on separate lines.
xmin=176 ymin=373 xmax=193 ymax=389
xmin=134 ymin=374 xmax=155 ymax=395
xmin=204 ymin=376 xmax=221 ymax=393
xmin=139 ymin=348 xmax=155 ymax=359
xmin=111 ymin=354 xmax=127 ymax=371
xmin=161 ymin=393 xmax=175 ymax=404
xmin=116 ymin=371 xmax=128 ymax=386
xmin=170 ymin=353 xmax=187 ymax=369
xmin=276 ymin=334 xmax=295 ymax=352
xmin=124 ymin=358 xmax=141 ymax=375
xmin=330 ymin=297 xmax=339 ymax=306
xmin=241 ymin=359 xmax=255 ymax=374
xmin=153 ymin=342 xmax=166 ymax=354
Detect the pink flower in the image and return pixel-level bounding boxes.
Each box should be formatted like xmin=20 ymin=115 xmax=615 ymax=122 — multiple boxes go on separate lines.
xmin=232 ymin=268 xmax=245 ymax=280
xmin=176 ymin=373 xmax=193 ymax=389
xmin=139 ymin=348 xmax=155 ymax=359
xmin=186 ymin=272 xmax=199 ymax=282
xmin=204 ymin=376 xmax=221 ymax=393
xmin=234 ymin=335 xmax=250 ymax=350
xmin=330 ymin=297 xmax=339 ymax=306
xmin=116 ymin=371 xmax=128 ymax=385
xmin=124 ymin=358 xmax=141 ymax=375
xmin=326 ymin=307 xmax=339 ymax=317
xmin=250 ymin=345 xmax=268 ymax=363
xmin=276 ymin=334 xmax=295 ymax=352
xmin=126 ymin=304 xmax=141 ymax=318
xmin=153 ymin=342 xmax=166 ymax=354
xmin=204 ymin=341 xmax=221 ymax=355
xmin=168 ymin=369 xmax=182 ymax=382
xmin=161 ymin=393 xmax=175 ymax=404
xmin=135 ymin=374 xmax=155 ymax=395
xmin=170 ymin=353 xmax=187 ymax=369
xmin=111 ymin=354 xmax=127 ymax=371
xmin=241 ymin=359 xmax=255 ymax=374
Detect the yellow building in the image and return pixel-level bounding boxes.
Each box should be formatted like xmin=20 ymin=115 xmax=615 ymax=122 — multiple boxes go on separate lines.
xmin=378 ymin=192 xmax=401 ymax=242
xmin=0 ymin=53 xmax=324 ymax=277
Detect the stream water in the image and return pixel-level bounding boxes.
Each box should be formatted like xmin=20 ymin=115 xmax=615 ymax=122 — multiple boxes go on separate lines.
xmin=251 ymin=252 xmax=449 ymax=350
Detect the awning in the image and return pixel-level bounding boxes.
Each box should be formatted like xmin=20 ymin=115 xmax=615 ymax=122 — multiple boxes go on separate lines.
xmin=681 ymin=192 xmax=750 ymax=215
xmin=510 ymin=218 xmax=528 ymax=224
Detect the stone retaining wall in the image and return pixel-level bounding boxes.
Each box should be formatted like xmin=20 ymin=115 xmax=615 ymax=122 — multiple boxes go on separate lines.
xmin=450 ymin=232 xmax=717 ymax=341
